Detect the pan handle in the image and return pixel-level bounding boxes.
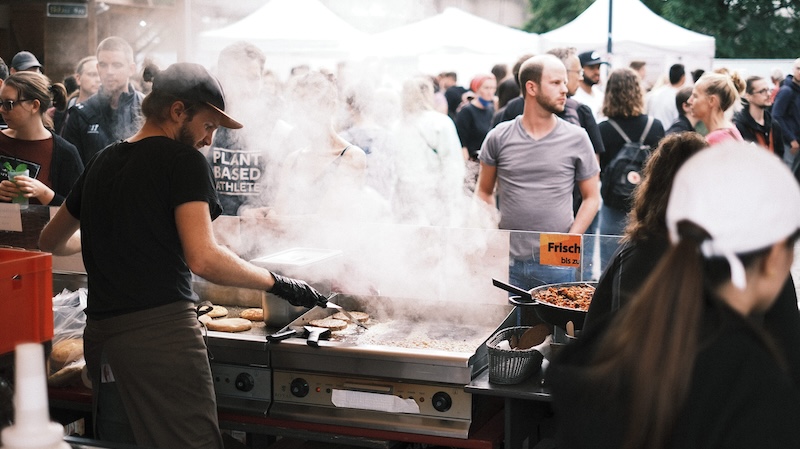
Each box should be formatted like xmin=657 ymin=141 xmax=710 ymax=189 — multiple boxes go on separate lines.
xmin=508 ymin=295 xmax=538 ymax=307
xmin=492 ymin=278 xmax=533 ymax=302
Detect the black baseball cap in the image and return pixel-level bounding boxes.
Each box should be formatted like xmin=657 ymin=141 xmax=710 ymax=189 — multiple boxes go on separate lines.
xmin=578 ymin=51 xmax=608 ymax=67
xmin=11 ymin=51 xmax=42 ymax=71
xmin=151 ymin=62 xmax=243 ymax=129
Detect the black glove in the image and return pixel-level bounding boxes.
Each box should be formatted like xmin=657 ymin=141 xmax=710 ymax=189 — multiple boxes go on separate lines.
xmin=269 ymin=273 xmax=328 ymax=309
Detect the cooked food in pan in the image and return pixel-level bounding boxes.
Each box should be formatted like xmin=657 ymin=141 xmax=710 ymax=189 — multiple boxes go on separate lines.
xmin=533 ymin=285 xmax=595 ymax=311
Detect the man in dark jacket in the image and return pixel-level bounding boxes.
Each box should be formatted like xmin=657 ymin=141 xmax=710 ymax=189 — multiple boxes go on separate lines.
xmin=734 ymin=75 xmax=785 ymax=159
xmin=62 ymin=36 xmax=144 ymax=164
xmin=772 ymin=58 xmax=800 ymax=161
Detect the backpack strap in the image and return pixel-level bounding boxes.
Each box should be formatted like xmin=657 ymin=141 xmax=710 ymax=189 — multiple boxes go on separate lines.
xmin=607 ymin=116 xmax=655 ymax=145
xmin=606 ymin=118 xmax=632 ymax=143
xmin=638 ymin=116 xmax=655 ymax=144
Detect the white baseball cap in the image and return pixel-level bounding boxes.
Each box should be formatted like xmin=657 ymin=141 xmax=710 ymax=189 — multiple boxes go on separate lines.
xmin=666 ymin=141 xmax=800 ymax=289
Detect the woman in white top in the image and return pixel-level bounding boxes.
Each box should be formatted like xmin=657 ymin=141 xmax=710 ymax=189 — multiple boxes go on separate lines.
xmin=390 ymin=76 xmax=467 ymax=227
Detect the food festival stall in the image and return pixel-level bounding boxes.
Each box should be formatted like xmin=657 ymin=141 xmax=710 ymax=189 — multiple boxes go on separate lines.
xmin=1 ymin=204 xmax=621 ymax=448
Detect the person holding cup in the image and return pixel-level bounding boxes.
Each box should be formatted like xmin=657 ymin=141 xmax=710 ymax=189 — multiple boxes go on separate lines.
xmin=3 ymin=163 xmax=30 ymax=205
xmin=0 ymin=72 xmax=83 ymax=205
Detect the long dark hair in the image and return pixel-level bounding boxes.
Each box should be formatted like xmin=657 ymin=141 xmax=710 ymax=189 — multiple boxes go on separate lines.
xmin=591 ymin=220 xmax=789 ymax=449
xmin=624 ymin=132 xmax=708 ymax=243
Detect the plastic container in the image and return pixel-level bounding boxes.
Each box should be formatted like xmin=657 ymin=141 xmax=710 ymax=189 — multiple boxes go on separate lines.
xmin=1 ymin=343 xmax=70 ymax=449
xmin=7 ymin=169 xmax=29 ymax=206
xmin=486 ymin=326 xmax=544 ymax=385
xmin=0 ymin=249 xmax=53 ymax=355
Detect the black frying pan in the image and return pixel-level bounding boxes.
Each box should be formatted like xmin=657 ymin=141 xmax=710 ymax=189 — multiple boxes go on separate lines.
xmin=493 ymin=279 xmax=594 ymax=331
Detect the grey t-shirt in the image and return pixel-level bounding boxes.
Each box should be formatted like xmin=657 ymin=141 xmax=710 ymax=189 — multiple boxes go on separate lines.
xmin=479 ymin=116 xmax=599 ymax=258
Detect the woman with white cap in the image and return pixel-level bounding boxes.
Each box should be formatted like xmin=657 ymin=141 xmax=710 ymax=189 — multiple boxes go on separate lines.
xmin=548 ymin=141 xmax=800 ymax=449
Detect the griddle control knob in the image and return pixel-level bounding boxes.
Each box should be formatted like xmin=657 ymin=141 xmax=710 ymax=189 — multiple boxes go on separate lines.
xmin=290 ymin=378 xmax=309 ymax=397
xmin=431 ymin=392 xmax=452 ymax=412
xmin=235 ymin=373 xmax=255 ymax=392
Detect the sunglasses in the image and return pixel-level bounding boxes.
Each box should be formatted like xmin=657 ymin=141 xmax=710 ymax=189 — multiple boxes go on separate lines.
xmin=0 ymin=99 xmax=34 ymax=111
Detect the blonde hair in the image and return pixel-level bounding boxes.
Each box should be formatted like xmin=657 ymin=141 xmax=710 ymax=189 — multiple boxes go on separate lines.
xmin=696 ymin=71 xmax=745 ymax=112
xmin=74 ymin=56 xmax=97 ymax=75
xmin=401 ymin=76 xmax=434 ymax=116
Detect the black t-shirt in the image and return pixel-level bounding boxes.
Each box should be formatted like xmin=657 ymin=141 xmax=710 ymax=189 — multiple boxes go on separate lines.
xmin=65 ymin=137 xmax=222 ymax=319
xmin=455 ymin=103 xmax=494 ymax=159
xmin=598 ymin=115 xmax=665 ymax=171
xmin=444 ymin=85 xmax=468 ymax=119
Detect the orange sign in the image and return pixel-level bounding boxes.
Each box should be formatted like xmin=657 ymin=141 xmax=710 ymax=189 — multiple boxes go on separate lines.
xmin=539 ymin=233 xmax=582 ymax=267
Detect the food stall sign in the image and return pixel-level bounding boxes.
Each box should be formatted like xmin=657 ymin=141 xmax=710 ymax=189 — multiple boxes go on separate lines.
xmin=46 ymin=3 xmax=88 ymax=18
xmin=539 ymin=233 xmax=582 ymax=268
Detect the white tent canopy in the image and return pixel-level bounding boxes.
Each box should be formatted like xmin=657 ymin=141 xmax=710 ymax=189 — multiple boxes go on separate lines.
xmin=194 ymin=0 xmax=367 ymax=76
xmin=360 ymin=7 xmax=539 ymax=85
xmin=541 ymin=0 xmax=715 ymax=77
xmin=364 ymin=7 xmax=539 ymax=57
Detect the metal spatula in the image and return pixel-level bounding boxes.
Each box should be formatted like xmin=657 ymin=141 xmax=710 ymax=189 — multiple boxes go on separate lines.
xmin=326 ymin=293 xmax=368 ymax=330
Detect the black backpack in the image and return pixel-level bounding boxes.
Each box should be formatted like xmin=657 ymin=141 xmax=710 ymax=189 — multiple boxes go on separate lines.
xmin=601 ymin=116 xmax=654 ymax=212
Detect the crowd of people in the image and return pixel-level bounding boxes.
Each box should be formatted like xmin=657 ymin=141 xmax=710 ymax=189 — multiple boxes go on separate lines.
xmin=4 ymin=42 xmax=799 ymax=233
xmin=5 ymin=39 xmax=800 ymax=293
xmin=3 ymin=37 xmax=800 ymax=449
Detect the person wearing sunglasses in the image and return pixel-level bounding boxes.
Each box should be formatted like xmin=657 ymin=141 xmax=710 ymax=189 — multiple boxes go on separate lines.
xmin=0 ymin=71 xmax=83 ymax=205
xmin=734 ymin=75 xmax=785 ymax=158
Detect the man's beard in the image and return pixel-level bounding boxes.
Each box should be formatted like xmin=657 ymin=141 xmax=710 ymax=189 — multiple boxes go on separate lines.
xmin=177 ymin=122 xmax=198 ymax=148
xmin=536 ymin=94 xmax=565 ymax=115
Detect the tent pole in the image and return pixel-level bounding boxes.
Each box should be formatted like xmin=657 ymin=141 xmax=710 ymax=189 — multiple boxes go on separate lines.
xmin=607 ymin=0 xmax=613 ymax=54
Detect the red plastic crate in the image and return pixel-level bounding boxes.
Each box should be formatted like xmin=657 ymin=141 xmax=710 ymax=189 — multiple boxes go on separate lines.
xmin=0 ymin=249 xmax=53 ymax=355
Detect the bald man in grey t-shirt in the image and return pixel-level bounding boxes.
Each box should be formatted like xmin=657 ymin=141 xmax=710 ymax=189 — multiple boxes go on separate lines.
xmin=476 ymin=54 xmax=600 ymax=288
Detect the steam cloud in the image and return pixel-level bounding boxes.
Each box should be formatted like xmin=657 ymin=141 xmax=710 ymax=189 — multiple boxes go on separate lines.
xmin=204 ymin=54 xmax=511 ymax=306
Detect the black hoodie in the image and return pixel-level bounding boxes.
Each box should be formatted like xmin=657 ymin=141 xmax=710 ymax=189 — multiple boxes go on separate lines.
xmin=772 ymin=75 xmax=800 ymax=146
xmin=733 ymin=102 xmax=784 ymax=158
